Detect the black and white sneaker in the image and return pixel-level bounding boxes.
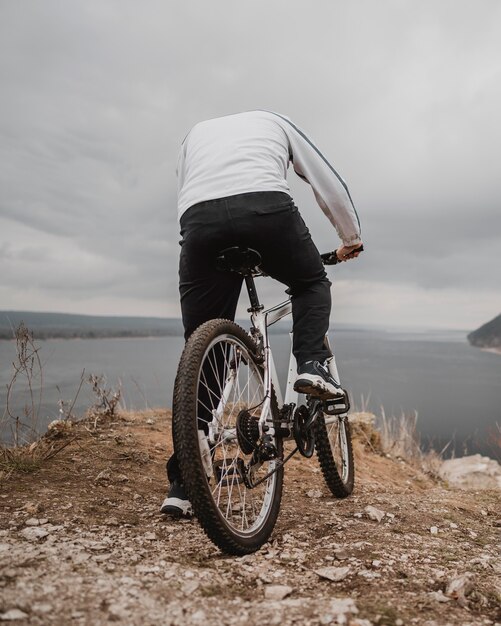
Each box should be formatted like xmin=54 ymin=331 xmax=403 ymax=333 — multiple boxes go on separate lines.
xmin=160 ymin=480 xmax=193 ymax=518
xmin=294 ymin=359 xmax=344 ymax=399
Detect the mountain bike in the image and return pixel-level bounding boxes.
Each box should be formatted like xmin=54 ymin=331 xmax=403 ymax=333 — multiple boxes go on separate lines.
xmin=172 ymin=246 xmax=359 ymax=555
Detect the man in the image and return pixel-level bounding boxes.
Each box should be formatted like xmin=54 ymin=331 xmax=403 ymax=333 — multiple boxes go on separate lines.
xmin=161 ymin=110 xmax=362 ymax=517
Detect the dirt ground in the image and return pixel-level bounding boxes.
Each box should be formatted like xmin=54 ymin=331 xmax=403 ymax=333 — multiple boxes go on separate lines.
xmin=0 ymin=410 xmax=500 ymax=626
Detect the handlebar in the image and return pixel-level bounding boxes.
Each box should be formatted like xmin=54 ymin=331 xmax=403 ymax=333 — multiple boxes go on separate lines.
xmin=321 ymin=244 xmax=364 ymax=266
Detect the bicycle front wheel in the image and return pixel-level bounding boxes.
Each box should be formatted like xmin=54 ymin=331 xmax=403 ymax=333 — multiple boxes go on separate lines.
xmin=315 ymin=412 xmax=354 ymax=497
xmin=172 ymin=319 xmax=283 ymax=555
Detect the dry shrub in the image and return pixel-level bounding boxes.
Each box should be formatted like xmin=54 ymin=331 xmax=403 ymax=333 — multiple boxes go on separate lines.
xmin=0 ymin=322 xmax=122 ymax=477
xmin=0 ymin=419 xmax=76 ymax=478
xmin=349 ymin=411 xmax=383 ymax=453
xmin=85 ymin=374 xmax=122 ymax=429
xmin=2 ymin=322 xmax=43 ymax=446
xmin=350 ymin=408 xmax=443 ymax=477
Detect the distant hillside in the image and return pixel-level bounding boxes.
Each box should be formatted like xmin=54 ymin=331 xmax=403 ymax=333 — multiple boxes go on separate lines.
xmin=467 ymin=313 xmax=501 ymax=349
xmin=0 ymin=311 xmax=184 ymax=340
xmin=0 ymin=310 xmax=294 ymax=341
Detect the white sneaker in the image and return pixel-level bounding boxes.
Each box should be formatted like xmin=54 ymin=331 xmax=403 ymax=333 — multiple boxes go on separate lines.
xmin=293 ymin=359 xmax=344 ymax=399
xmin=160 ymin=480 xmax=193 ymax=518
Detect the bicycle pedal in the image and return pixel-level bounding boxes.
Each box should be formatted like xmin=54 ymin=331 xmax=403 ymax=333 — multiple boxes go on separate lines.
xmin=322 ymin=389 xmax=350 ymax=415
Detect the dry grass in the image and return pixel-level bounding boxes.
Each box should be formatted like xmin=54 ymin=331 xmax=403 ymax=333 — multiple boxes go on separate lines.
xmin=1 ymin=322 xmax=44 ymax=446
xmin=1 ymin=323 xmax=122 ymax=479
xmin=0 ymin=420 xmax=76 ymax=479
xmin=350 ymin=409 xmax=444 ymax=477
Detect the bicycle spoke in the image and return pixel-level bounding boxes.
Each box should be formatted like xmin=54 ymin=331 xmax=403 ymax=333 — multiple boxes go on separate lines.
xmin=174 ymin=317 xmax=285 ymax=553
xmin=197 ymin=334 xmax=278 ymax=534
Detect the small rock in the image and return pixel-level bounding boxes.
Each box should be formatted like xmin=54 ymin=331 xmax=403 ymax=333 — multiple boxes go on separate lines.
xmin=306 ymin=489 xmax=322 ymax=499
xmin=71 ymin=552 xmax=91 ymax=564
xmin=86 ymin=542 xmax=108 ymax=552
xmin=116 ymin=474 xmax=129 ymax=483
xmin=430 ymin=526 xmax=439 ymax=535
xmin=25 ymin=517 xmax=40 ymax=526
xmin=446 ymin=572 xmax=474 ymax=607
xmin=32 ymin=603 xmax=53 ymax=615
xmin=137 ymin=565 xmax=160 ymax=574
xmin=449 ymin=522 xmax=458 ymax=529
xmin=429 ymin=590 xmax=451 ymax=603
xmin=95 ymin=469 xmax=111 ymax=483
xmin=20 ymin=527 xmax=49 ymax=541
xmin=314 ymin=566 xmax=351 ymax=582
xmin=333 ymin=547 xmax=349 ymax=560
xmin=47 ymin=419 xmax=71 ymax=434
xmin=108 ymin=602 xmax=130 ymax=621
xmin=23 ymin=502 xmax=43 ymax=515
xmin=0 ymin=609 xmax=29 ymax=621
xmin=264 ymin=584 xmax=293 ymax=600
xmin=328 ymin=597 xmax=358 ymax=618
xmin=71 ymin=611 xmax=85 ymax=619
xmin=358 ymin=569 xmax=381 ymax=580
xmin=182 ymin=580 xmax=200 ymax=595
xmin=439 ymin=454 xmax=501 ymax=490
xmin=364 ymin=506 xmax=385 ymax=522
xmin=143 ymin=532 xmax=156 ymax=541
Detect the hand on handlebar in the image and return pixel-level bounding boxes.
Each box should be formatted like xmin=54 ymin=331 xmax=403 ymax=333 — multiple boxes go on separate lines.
xmin=336 ymin=242 xmax=364 ymax=262
xmin=321 ymin=244 xmax=364 ymax=265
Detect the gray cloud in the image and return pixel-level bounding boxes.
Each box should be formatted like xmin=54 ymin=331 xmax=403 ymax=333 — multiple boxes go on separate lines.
xmin=1 ymin=0 xmax=500 ymax=327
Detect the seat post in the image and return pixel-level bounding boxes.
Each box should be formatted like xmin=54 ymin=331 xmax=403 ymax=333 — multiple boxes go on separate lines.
xmin=244 ymin=275 xmax=263 ymax=312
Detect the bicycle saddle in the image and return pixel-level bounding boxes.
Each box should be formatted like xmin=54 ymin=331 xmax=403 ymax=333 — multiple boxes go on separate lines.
xmin=216 ymin=247 xmax=262 ymax=275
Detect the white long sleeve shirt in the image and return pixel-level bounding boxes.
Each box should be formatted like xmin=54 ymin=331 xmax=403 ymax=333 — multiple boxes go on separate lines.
xmin=176 ymin=110 xmax=361 ymax=246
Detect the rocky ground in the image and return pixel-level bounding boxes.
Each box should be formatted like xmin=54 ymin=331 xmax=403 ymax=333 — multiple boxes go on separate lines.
xmin=0 ymin=410 xmax=500 ymax=626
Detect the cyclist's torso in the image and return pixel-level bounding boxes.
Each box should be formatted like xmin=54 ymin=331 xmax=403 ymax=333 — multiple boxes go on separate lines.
xmin=177 ymin=111 xmax=291 ymax=219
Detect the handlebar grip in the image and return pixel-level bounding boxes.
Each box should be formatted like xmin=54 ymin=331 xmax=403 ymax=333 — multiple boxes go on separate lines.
xmin=321 ymin=244 xmax=364 ymax=265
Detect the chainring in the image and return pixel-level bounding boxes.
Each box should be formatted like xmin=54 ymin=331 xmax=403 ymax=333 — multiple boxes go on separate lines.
xmin=293 ymin=405 xmax=315 ymax=458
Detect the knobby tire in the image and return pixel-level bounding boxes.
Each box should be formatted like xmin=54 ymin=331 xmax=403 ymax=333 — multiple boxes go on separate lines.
xmin=172 ymin=319 xmax=283 ymax=555
xmin=315 ymin=413 xmax=355 ymax=498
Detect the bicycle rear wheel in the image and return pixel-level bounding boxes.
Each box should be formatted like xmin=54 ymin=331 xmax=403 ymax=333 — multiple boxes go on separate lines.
xmin=172 ymin=319 xmax=283 ymax=555
xmin=315 ymin=412 xmax=354 ymax=497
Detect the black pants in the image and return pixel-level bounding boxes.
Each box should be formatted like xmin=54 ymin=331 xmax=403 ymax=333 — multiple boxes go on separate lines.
xmin=167 ymin=191 xmax=331 ymax=484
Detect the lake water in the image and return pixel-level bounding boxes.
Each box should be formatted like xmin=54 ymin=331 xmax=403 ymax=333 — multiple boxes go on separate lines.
xmin=1 ymin=328 xmax=500 ymax=457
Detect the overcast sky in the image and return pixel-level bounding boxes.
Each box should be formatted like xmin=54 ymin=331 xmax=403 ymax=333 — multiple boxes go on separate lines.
xmin=1 ymin=0 xmax=500 ymax=330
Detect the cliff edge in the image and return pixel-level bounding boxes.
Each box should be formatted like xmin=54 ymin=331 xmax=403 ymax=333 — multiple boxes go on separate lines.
xmin=0 ymin=411 xmax=500 ymax=625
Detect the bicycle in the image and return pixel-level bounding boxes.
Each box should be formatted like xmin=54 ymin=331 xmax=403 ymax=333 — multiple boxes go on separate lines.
xmin=172 ymin=245 xmax=360 ymax=555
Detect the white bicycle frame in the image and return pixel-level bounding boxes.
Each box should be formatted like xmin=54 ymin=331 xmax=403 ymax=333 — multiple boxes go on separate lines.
xmin=208 ymin=296 xmax=345 ymax=445
xmin=250 ymin=297 xmax=344 ymax=436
